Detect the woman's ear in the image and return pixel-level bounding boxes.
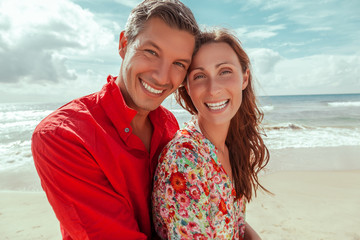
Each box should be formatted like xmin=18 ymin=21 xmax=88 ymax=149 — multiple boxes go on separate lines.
xmin=118 ymin=31 xmax=128 ymax=59
xmin=242 ymin=68 xmax=250 ymax=90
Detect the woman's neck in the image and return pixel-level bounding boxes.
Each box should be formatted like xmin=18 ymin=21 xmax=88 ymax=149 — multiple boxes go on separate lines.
xmin=197 ymin=117 xmax=229 ymax=154
xmin=198 ymin=117 xmax=232 ymax=179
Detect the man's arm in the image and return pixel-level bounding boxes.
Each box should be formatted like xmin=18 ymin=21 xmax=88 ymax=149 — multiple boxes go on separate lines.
xmin=32 ymin=128 xmax=147 ymax=240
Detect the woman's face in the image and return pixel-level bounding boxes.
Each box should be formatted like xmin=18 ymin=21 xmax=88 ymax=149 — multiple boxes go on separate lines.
xmin=186 ymin=42 xmax=249 ymax=126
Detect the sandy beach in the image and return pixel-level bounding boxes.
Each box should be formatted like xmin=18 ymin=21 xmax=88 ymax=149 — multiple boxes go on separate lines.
xmin=1 ymin=146 xmax=359 ymax=239
xmin=247 ymin=171 xmax=360 ymax=240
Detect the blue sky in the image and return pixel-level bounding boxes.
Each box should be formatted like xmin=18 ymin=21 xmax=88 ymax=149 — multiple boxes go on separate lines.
xmin=0 ymin=0 xmax=359 ymax=102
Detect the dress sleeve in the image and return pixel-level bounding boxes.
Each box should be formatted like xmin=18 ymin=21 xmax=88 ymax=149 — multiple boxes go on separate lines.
xmin=32 ymin=128 xmax=147 ymax=240
xmin=152 ymin=140 xmax=216 ymax=239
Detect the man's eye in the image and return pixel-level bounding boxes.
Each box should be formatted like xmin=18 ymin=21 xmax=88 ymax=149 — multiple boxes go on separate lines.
xmin=145 ymin=49 xmax=157 ymax=56
xmin=174 ymin=62 xmax=185 ymax=69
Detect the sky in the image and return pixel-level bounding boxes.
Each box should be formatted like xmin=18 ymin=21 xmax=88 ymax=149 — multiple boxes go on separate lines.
xmin=0 ymin=0 xmax=359 ymax=103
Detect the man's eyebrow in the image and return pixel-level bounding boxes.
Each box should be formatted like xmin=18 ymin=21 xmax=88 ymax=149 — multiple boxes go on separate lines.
xmin=144 ymin=40 xmax=161 ymax=51
xmin=143 ymin=40 xmax=191 ymax=64
xmin=178 ymin=58 xmax=191 ymax=64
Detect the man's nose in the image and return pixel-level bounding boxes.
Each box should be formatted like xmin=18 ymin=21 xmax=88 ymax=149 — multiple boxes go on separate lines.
xmin=152 ymin=60 xmax=171 ymax=86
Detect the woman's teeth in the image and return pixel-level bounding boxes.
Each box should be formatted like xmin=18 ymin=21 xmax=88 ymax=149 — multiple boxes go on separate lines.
xmin=141 ymin=80 xmax=163 ymax=94
xmin=206 ymin=100 xmax=229 ymax=110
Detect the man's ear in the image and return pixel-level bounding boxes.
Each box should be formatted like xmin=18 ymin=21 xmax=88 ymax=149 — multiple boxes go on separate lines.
xmin=119 ymin=31 xmax=128 ymax=59
xmin=242 ymin=68 xmax=250 ymax=90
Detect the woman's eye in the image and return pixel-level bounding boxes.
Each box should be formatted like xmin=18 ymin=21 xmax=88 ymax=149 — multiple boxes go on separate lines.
xmin=193 ymin=74 xmax=205 ymax=80
xmin=220 ymin=70 xmax=232 ymax=75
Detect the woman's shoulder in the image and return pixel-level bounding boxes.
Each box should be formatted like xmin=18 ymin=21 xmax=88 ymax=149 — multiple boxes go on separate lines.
xmin=159 ymin=122 xmax=213 ymax=168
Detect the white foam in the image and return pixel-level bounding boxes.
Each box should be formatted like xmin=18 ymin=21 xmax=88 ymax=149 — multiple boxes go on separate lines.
xmin=0 ymin=110 xmax=52 ymax=123
xmin=328 ymin=101 xmax=360 ymax=107
xmin=261 ymin=105 xmax=274 ymax=112
xmin=264 ymin=127 xmax=360 ymax=149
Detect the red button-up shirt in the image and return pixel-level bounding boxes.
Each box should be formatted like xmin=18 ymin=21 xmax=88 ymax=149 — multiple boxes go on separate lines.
xmin=31 ymin=75 xmax=179 ymax=239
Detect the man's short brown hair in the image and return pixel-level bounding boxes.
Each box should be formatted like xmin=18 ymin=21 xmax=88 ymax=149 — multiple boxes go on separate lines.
xmin=125 ymin=0 xmax=199 ymax=44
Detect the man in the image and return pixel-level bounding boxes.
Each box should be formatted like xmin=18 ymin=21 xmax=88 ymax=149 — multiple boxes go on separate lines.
xmin=31 ymin=0 xmax=198 ymax=239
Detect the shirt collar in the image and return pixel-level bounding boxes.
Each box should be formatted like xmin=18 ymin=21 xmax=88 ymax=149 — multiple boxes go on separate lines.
xmin=100 ymin=75 xmax=169 ymax=139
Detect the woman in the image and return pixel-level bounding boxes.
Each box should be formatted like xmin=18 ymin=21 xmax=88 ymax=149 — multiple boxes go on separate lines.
xmin=152 ymin=28 xmax=269 ymax=239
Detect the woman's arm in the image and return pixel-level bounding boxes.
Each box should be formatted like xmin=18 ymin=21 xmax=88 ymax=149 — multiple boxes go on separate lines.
xmin=244 ymin=222 xmax=262 ymax=240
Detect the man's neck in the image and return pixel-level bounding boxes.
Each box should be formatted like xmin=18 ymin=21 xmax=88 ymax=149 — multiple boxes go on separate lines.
xmin=131 ymin=112 xmax=153 ymax=153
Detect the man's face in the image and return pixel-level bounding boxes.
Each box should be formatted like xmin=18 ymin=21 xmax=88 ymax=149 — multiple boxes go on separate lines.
xmin=118 ymin=17 xmax=195 ymax=114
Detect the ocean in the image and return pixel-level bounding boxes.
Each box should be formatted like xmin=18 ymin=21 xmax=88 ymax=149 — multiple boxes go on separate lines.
xmin=1 ymin=93 xmax=359 ymax=190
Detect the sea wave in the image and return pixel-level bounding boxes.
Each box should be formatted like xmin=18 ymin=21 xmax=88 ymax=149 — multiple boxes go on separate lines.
xmin=264 ymin=126 xmax=360 ymax=149
xmin=328 ymin=101 xmax=360 ymax=107
xmin=261 ymin=105 xmax=274 ymax=112
xmin=264 ymin=123 xmax=307 ymax=131
xmin=0 ymin=110 xmax=52 ymax=124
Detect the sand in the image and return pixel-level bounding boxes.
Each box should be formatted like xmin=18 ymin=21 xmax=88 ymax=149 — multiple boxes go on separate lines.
xmin=247 ymin=171 xmax=360 ymax=240
xmin=1 ymin=146 xmax=360 ymax=239
xmin=0 ymin=191 xmax=61 ymax=240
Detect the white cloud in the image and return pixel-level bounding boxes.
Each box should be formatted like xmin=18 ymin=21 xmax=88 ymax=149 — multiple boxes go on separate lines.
xmin=114 ymin=0 xmax=142 ymax=8
xmin=0 ymin=0 xmax=116 ymax=84
xmin=235 ymin=24 xmax=286 ymax=42
xmin=297 ymin=27 xmax=332 ymax=32
xmin=248 ymin=48 xmax=283 ymax=74
xmin=251 ymin=51 xmax=360 ymax=95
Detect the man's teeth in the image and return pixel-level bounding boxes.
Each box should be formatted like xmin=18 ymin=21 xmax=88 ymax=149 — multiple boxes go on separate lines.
xmin=141 ymin=80 xmax=163 ymax=94
xmin=206 ymin=100 xmax=228 ymax=110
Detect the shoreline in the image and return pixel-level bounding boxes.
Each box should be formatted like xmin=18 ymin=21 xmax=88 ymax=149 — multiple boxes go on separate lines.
xmin=1 ymin=145 xmax=359 ymax=192
xmin=1 ymin=170 xmax=359 ymax=239
xmin=1 ymin=145 xmax=360 ymax=239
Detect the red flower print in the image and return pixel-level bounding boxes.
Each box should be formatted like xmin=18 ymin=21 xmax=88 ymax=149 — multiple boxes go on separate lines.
xmin=170 ymin=172 xmax=187 ymax=193
xmin=180 ymin=129 xmax=190 ymax=136
xmin=231 ymin=188 xmax=237 ymax=197
xmin=166 ymin=185 xmax=175 ymax=197
xmin=176 ymin=193 xmax=190 ymax=207
xmin=225 ymin=217 xmax=230 ymax=224
xmin=188 ymin=170 xmax=198 ymax=184
xmin=176 ymin=150 xmax=183 ymax=158
xmin=178 ymin=208 xmax=189 ymax=218
xmin=209 ymin=193 xmax=219 ymax=204
xmin=219 ymin=198 xmax=227 ymax=215
xmin=182 ymin=142 xmax=195 ymax=151
xmin=189 ymin=185 xmax=201 ymax=200
xmin=211 ymin=158 xmax=222 ymax=173
xmin=158 ymin=153 xmax=166 ymax=164
xmin=194 ymin=233 xmax=207 ymax=240
xmin=188 ymin=221 xmax=200 ymax=232
xmin=213 ymin=175 xmax=221 ymax=184
xmin=219 ymin=198 xmax=228 ymax=215
xmin=169 ymin=209 xmax=175 ymax=218
xmin=200 ymin=182 xmax=210 ymax=196
xmin=178 ymin=225 xmax=190 ymax=237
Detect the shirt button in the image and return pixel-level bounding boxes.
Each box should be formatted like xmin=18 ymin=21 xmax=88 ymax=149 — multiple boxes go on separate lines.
xmin=124 ymin=128 xmax=130 ymax=133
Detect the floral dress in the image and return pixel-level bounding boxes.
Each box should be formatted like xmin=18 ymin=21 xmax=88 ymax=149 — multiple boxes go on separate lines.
xmin=152 ymin=119 xmax=246 ymax=239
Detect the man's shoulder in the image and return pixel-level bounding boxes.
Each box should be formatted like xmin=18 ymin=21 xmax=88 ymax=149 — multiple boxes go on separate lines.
xmin=33 ymin=93 xmax=99 ymax=135
xmin=151 ymin=105 xmax=179 ymax=132
xmin=158 ymin=105 xmax=177 ymax=123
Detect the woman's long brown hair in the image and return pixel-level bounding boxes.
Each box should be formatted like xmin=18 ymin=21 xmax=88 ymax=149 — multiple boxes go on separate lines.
xmin=175 ymin=28 xmax=270 ymax=202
